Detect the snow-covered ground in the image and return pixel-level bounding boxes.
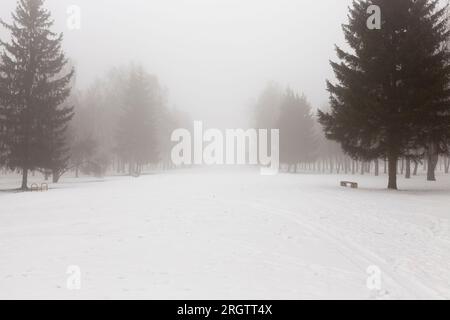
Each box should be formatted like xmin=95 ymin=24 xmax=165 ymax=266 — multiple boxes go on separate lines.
xmin=0 ymin=168 xmax=449 ymax=300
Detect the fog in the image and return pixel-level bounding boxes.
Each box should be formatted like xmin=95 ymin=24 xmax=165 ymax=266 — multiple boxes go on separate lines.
xmin=1 ymin=0 xmax=352 ymax=127
xmin=3 ymin=1 xmax=450 ymax=300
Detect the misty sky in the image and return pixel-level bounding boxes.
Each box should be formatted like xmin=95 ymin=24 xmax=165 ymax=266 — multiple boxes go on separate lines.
xmin=1 ymin=0 xmax=353 ymax=127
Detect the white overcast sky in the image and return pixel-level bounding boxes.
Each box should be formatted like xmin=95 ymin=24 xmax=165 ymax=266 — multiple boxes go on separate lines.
xmin=1 ymin=0 xmax=353 ymax=127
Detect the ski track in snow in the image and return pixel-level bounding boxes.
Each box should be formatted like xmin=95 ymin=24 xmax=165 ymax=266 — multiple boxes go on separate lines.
xmin=0 ymin=169 xmax=449 ymax=299
xmin=239 ymin=200 xmax=445 ymax=299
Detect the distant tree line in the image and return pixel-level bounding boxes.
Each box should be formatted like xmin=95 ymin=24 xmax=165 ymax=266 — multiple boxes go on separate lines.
xmin=69 ymin=64 xmax=191 ymax=179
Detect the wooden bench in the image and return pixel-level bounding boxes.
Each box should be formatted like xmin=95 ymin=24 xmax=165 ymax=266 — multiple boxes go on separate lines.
xmin=341 ymin=181 xmax=358 ymax=189
xmin=30 ymin=183 xmax=49 ymax=192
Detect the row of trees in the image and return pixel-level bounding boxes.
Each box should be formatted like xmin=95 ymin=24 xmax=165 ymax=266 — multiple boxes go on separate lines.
xmin=3 ymin=0 xmax=450 ymax=191
xmin=0 ymin=0 xmax=188 ymax=190
xmin=253 ymin=83 xmax=361 ymax=174
xmin=253 ymin=77 xmax=450 ymax=181
xmin=69 ymin=65 xmax=190 ymax=179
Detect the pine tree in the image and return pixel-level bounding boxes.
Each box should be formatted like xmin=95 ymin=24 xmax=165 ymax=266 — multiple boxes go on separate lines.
xmin=279 ymin=89 xmax=317 ymax=171
xmin=116 ymin=67 xmax=159 ymax=176
xmin=318 ymin=0 xmax=450 ymax=189
xmin=0 ymin=0 xmax=74 ymax=189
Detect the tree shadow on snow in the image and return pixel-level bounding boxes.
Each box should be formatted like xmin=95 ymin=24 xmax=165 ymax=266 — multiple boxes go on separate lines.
xmin=0 ymin=188 xmax=26 ymax=194
xmin=349 ymin=186 xmax=450 ymax=196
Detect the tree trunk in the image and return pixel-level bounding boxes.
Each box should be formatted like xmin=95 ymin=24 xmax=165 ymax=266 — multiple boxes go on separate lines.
xmin=52 ymin=170 xmax=61 ymax=183
xmin=21 ymin=168 xmax=28 ymax=190
xmin=446 ymin=157 xmax=450 ymax=174
xmin=427 ymin=148 xmax=438 ymax=181
xmin=388 ymin=154 xmax=398 ymax=190
xmin=374 ymin=159 xmax=379 ymax=176
xmin=413 ymin=160 xmax=419 ymax=176
xmin=405 ymin=158 xmax=411 ymax=179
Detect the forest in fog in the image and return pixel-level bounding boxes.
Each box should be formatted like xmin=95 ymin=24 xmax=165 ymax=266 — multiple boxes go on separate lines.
xmin=1 ymin=0 xmax=450 ymax=190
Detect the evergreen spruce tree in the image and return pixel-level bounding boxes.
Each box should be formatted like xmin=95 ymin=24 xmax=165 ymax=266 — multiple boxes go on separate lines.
xmin=0 ymin=0 xmax=74 ymax=189
xmin=318 ymin=0 xmax=450 ymax=189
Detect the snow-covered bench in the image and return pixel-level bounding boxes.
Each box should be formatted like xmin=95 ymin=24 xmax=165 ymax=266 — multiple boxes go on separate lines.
xmin=30 ymin=183 xmax=49 ymax=192
xmin=340 ymin=181 xmax=358 ymax=189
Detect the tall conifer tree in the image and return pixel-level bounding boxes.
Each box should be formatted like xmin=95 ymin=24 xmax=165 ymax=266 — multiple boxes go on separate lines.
xmin=319 ymin=0 xmax=450 ymax=189
xmin=0 ymin=0 xmax=74 ymax=189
